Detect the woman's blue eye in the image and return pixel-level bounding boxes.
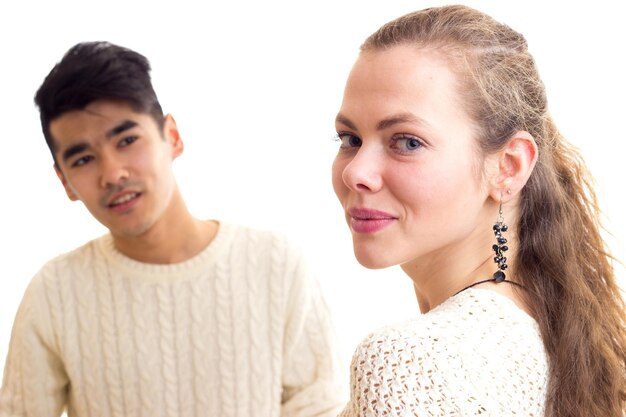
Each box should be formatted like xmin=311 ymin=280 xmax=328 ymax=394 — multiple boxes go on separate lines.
xmin=394 ymin=136 xmax=423 ymax=151
xmin=336 ymin=133 xmax=362 ymax=148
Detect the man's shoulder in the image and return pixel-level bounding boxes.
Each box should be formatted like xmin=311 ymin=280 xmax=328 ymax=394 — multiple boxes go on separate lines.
xmin=222 ymin=222 xmax=294 ymax=252
xmin=21 ymin=235 xmax=106 ymax=300
xmin=37 ymin=235 xmax=107 ymax=276
xmin=219 ymin=222 xmax=308 ymax=274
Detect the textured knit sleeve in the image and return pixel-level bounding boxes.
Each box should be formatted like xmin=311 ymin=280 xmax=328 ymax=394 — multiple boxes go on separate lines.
xmin=338 ymin=290 xmax=548 ymax=417
xmin=338 ymin=328 xmax=463 ymax=417
xmin=0 ymin=270 xmax=68 ymax=417
xmin=278 ymin=240 xmax=347 ymax=417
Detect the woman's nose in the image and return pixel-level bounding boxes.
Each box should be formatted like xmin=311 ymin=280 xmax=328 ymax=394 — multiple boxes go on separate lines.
xmin=341 ymin=146 xmax=383 ymax=193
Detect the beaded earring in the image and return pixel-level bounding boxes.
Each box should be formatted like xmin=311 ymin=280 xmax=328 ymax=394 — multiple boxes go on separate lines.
xmin=492 ymin=198 xmax=509 ymax=282
xmin=453 ymin=191 xmax=526 ymax=296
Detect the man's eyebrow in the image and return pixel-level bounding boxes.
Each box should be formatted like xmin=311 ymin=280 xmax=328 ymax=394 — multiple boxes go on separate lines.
xmin=62 ymin=143 xmax=90 ymax=163
xmin=335 ymin=112 xmax=430 ymax=131
xmin=106 ymin=120 xmax=138 ymax=139
xmin=60 ymin=120 xmax=139 ymax=163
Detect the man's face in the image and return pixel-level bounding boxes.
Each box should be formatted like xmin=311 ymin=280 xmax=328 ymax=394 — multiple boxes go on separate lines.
xmin=51 ymin=99 xmax=183 ymax=239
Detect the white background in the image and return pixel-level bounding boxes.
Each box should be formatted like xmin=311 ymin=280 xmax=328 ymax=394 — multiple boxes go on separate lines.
xmin=1 ymin=0 xmax=624 ymax=391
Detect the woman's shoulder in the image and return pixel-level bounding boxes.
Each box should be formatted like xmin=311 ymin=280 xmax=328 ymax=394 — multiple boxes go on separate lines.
xmin=345 ymin=288 xmax=548 ymax=415
xmin=357 ymin=287 xmax=541 ymax=349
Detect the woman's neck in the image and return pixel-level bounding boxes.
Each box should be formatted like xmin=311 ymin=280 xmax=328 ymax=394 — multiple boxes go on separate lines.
xmin=403 ymin=249 xmax=496 ymax=313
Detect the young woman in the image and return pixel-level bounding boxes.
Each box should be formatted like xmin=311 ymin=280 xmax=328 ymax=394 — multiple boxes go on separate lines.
xmin=332 ymin=5 xmax=626 ymax=416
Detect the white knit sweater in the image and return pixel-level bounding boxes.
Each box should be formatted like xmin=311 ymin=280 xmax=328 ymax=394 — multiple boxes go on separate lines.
xmin=0 ymin=222 xmax=346 ymax=417
xmin=339 ymin=288 xmax=548 ymax=417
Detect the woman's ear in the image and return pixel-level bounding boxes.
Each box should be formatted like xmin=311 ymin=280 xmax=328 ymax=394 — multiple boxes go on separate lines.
xmin=487 ymin=130 xmax=538 ymax=203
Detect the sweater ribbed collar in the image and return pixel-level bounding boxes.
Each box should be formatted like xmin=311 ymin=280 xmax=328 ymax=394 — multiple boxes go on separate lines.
xmin=94 ymin=221 xmax=235 ymax=283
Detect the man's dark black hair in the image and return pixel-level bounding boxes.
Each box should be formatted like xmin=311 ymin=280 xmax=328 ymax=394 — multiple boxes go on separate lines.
xmin=34 ymin=41 xmax=164 ymax=164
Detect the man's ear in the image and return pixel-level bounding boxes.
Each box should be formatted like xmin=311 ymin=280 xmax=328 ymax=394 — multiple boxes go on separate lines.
xmin=54 ymin=165 xmax=79 ymax=201
xmin=163 ymin=114 xmax=184 ymax=159
xmin=487 ymin=130 xmax=538 ymax=203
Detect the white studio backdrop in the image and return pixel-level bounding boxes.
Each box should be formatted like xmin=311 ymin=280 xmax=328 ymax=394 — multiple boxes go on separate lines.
xmin=1 ymin=0 xmax=624 ymax=389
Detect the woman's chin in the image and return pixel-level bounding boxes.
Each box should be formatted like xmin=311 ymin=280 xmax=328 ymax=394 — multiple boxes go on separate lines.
xmin=353 ymin=248 xmax=396 ymax=270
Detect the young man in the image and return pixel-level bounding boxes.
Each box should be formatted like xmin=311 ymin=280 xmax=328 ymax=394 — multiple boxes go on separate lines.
xmin=0 ymin=41 xmax=345 ymax=417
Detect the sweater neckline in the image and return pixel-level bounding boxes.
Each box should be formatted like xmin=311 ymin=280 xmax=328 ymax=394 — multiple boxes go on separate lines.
xmin=95 ymin=220 xmax=235 ymax=283
xmin=447 ymin=287 xmax=539 ymax=326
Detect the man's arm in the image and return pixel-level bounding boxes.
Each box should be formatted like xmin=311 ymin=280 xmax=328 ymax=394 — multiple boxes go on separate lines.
xmin=0 ymin=273 xmax=68 ymax=417
xmin=280 ymin=245 xmax=347 ymax=417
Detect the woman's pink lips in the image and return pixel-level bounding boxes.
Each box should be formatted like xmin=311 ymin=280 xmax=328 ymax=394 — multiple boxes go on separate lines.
xmin=348 ymin=208 xmax=398 ymax=234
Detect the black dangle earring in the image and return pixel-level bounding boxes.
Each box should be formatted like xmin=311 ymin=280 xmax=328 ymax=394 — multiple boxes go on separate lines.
xmin=492 ymin=198 xmax=509 ymax=282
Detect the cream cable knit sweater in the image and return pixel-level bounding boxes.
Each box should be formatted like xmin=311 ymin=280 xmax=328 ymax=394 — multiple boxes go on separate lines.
xmin=339 ymin=288 xmax=548 ymax=417
xmin=0 ymin=222 xmax=346 ymax=417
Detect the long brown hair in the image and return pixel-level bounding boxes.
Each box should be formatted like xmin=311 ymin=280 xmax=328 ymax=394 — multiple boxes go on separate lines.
xmin=361 ymin=5 xmax=626 ymax=416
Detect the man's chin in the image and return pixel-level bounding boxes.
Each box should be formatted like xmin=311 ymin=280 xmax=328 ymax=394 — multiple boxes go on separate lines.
xmin=107 ymin=221 xmax=153 ymax=240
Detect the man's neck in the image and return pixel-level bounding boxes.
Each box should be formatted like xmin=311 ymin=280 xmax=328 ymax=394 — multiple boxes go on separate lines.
xmin=111 ymin=191 xmax=218 ymax=264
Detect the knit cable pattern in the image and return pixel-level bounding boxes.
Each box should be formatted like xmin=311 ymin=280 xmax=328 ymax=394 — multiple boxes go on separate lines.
xmin=0 ymin=222 xmax=345 ymax=417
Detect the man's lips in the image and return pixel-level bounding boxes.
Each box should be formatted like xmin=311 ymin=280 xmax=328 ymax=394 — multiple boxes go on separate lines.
xmin=106 ymin=191 xmax=141 ymax=209
xmin=109 ymin=192 xmax=139 ymax=206
xmin=348 ymin=208 xmax=398 ymax=234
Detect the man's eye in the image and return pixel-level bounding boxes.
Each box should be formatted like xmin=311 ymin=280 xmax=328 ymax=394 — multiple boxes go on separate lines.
xmin=72 ymin=155 xmax=94 ymax=167
xmin=119 ymin=136 xmax=138 ymax=147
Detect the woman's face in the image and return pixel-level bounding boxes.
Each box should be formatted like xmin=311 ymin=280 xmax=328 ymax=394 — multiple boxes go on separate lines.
xmin=332 ymin=45 xmax=494 ymax=270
